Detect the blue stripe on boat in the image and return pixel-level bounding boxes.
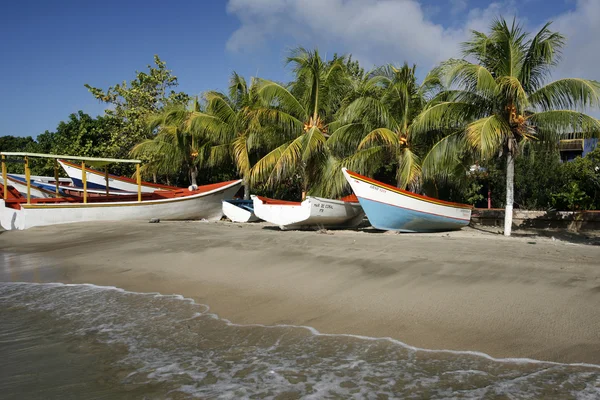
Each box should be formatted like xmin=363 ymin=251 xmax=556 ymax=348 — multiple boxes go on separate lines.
xmin=357 ymin=197 xmax=468 ymax=232
xmin=224 ymin=199 xmax=254 ymax=212
xmin=70 ymin=177 xmax=115 ymax=190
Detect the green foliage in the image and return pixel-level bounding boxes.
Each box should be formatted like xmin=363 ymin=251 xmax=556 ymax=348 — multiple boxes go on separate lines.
xmin=85 ymin=55 xmax=190 ymax=158
xmin=552 ymin=148 xmax=600 ymax=209
xmin=465 ymin=182 xmax=485 ymax=205
xmin=551 ymin=182 xmax=591 ymax=211
xmin=0 ymin=135 xmax=38 ymax=173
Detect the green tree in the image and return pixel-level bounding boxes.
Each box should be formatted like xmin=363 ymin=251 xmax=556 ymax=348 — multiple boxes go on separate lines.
xmin=130 ymin=99 xmax=215 ymax=187
xmin=318 ymin=63 xmax=442 ymax=198
xmin=0 ymin=135 xmax=39 ymax=174
xmin=412 ymin=18 xmax=600 ymax=235
xmin=85 ymin=55 xmax=190 ymax=159
xmin=26 ymin=112 xmax=122 ymax=176
xmin=188 ymin=72 xmax=263 ymax=198
xmin=249 ymin=48 xmax=352 ymax=198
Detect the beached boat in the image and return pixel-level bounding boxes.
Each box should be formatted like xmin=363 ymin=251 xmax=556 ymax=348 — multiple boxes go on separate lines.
xmin=342 ymin=168 xmax=472 ymax=232
xmin=251 ymin=195 xmax=364 ymax=230
xmin=0 ymin=180 xmax=242 ymax=231
xmin=2 ymin=174 xmax=134 ymax=198
xmin=222 ymin=199 xmax=260 ymax=223
xmin=0 ymin=174 xmax=65 ymax=198
xmin=1 ymin=152 xmax=242 ymax=230
xmin=58 ymin=159 xmax=177 ymax=192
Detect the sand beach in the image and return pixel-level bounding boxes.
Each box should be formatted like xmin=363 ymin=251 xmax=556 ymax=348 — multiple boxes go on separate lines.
xmin=1 ymin=221 xmax=599 ymax=365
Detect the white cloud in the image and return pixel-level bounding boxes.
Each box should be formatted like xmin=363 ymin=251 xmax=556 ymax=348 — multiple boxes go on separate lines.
xmin=225 ymin=0 xmax=467 ymax=69
xmin=548 ymin=0 xmax=600 ymax=81
xmin=450 ymin=0 xmax=468 ymax=16
xmin=225 ymin=0 xmax=599 ymax=84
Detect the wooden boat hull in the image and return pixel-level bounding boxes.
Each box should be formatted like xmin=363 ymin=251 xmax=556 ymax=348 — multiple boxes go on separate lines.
xmin=222 ymin=199 xmax=260 ymax=223
xmin=251 ymin=195 xmax=364 ymax=230
xmin=342 ymin=168 xmax=472 ymax=232
xmin=0 ymin=180 xmax=242 ymax=230
xmin=58 ymin=160 xmax=176 ymax=193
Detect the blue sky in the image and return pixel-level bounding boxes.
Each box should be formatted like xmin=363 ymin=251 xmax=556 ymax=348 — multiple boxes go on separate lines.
xmin=1 ymin=0 xmax=598 ymax=138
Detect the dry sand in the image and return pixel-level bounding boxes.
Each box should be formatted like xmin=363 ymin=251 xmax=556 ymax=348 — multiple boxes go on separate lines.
xmin=1 ymin=221 xmax=599 ymax=364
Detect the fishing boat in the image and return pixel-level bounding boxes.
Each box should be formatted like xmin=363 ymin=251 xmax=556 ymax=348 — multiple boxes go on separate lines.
xmin=251 ymin=195 xmax=364 ymax=230
xmin=58 ymin=159 xmax=177 ymax=192
xmin=0 ymin=152 xmax=242 ymax=230
xmin=222 ymin=199 xmax=260 ymax=223
xmin=0 ymin=174 xmax=63 ymax=198
xmin=342 ymin=168 xmax=472 ymax=232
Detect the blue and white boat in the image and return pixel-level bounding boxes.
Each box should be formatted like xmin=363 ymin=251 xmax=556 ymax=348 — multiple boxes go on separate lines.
xmin=0 ymin=174 xmax=65 ymax=198
xmin=342 ymin=168 xmax=472 ymax=232
xmin=222 ymin=199 xmax=260 ymax=222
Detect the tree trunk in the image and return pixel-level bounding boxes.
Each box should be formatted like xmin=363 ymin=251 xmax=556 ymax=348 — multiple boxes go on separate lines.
xmin=152 ymin=172 xmax=157 ymax=184
xmin=504 ymin=151 xmax=515 ymax=236
xmin=190 ymin=166 xmax=198 ymax=187
xmin=243 ymin=180 xmax=250 ymax=200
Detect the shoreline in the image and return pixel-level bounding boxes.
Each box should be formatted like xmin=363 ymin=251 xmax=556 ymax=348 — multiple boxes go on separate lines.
xmin=1 ymin=221 xmax=599 ymax=364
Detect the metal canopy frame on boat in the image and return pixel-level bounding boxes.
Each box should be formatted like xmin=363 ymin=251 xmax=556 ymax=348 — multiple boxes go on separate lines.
xmin=1 ymin=152 xmax=143 ymax=205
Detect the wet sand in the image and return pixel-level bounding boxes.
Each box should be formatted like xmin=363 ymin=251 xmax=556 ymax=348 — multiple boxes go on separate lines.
xmin=1 ymin=221 xmax=599 ymax=364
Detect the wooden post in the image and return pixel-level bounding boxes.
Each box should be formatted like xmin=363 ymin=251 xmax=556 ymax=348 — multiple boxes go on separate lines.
xmin=105 ymin=167 xmax=109 ymax=196
xmin=136 ymin=164 xmax=142 ymax=202
xmin=25 ymin=156 xmax=31 ymax=204
xmin=1 ymin=155 xmax=7 ymax=200
xmin=82 ymin=161 xmax=87 ymax=204
xmin=54 ymin=159 xmax=60 ymax=197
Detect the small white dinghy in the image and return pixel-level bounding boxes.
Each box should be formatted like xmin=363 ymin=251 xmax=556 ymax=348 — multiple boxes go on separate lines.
xmin=251 ymin=195 xmax=364 ymax=230
xmin=222 ymin=199 xmax=260 ymax=223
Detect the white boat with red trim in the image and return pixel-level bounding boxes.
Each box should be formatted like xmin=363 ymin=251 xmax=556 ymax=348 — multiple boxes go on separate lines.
xmin=0 ymin=152 xmax=242 ymax=230
xmin=222 ymin=199 xmax=260 ymax=223
xmin=58 ymin=159 xmax=177 ymax=193
xmin=0 ymin=180 xmax=242 ymax=231
xmin=251 ymin=194 xmax=364 ymax=230
xmin=342 ymin=168 xmax=472 ymax=232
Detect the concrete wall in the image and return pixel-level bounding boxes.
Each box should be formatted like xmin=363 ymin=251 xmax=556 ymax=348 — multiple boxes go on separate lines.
xmin=471 ymin=209 xmax=600 ymax=232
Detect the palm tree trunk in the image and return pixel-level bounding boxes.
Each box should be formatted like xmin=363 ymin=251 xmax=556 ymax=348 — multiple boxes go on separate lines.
xmin=243 ymin=180 xmax=250 ymax=200
xmin=504 ymin=151 xmax=515 ymax=236
xmin=190 ymin=165 xmax=198 ymax=187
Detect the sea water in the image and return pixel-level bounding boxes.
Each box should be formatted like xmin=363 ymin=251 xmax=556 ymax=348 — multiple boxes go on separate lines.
xmin=0 ymin=261 xmax=598 ymax=399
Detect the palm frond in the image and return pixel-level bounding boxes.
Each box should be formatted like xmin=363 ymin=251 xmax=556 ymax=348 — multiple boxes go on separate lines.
xmin=420 ymin=132 xmax=465 ymax=181
xmin=249 ymin=142 xmax=289 ymax=186
xmin=396 ymin=147 xmax=421 ymax=189
xmin=411 ymin=101 xmax=482 ymax=136
xmin=529 ymin=110 xmax=600 ymax=139
xmin=442 ymin=59 xmax=498 ymax=98
xmin=358 ymin=128 xmax=399 ymax=149
xmin=255 ymin=78 xmax=308 ymax=120
xmin=301 ymin=126 xmax=326 ymax=162
xmin=520 ymin=22 xmax=564 ymax=93
xmin=465 ymin=115 xmax=511 ymax=157
xmin=529 ymin=78 xmax=600 ymax=111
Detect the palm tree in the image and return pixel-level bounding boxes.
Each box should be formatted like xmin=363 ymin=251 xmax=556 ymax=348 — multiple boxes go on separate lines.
xmin=412 ymin=18 xmax=600 ymax=236
xmin=250 ymin=48 xmax=351 ymax=199
xmin=131 ymin=98 xmax=213 ymax=187
xmin=188 ymin=72 xmax=261 ymax=199
xmin=317 ymin=63 xmax=442 ymax=198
